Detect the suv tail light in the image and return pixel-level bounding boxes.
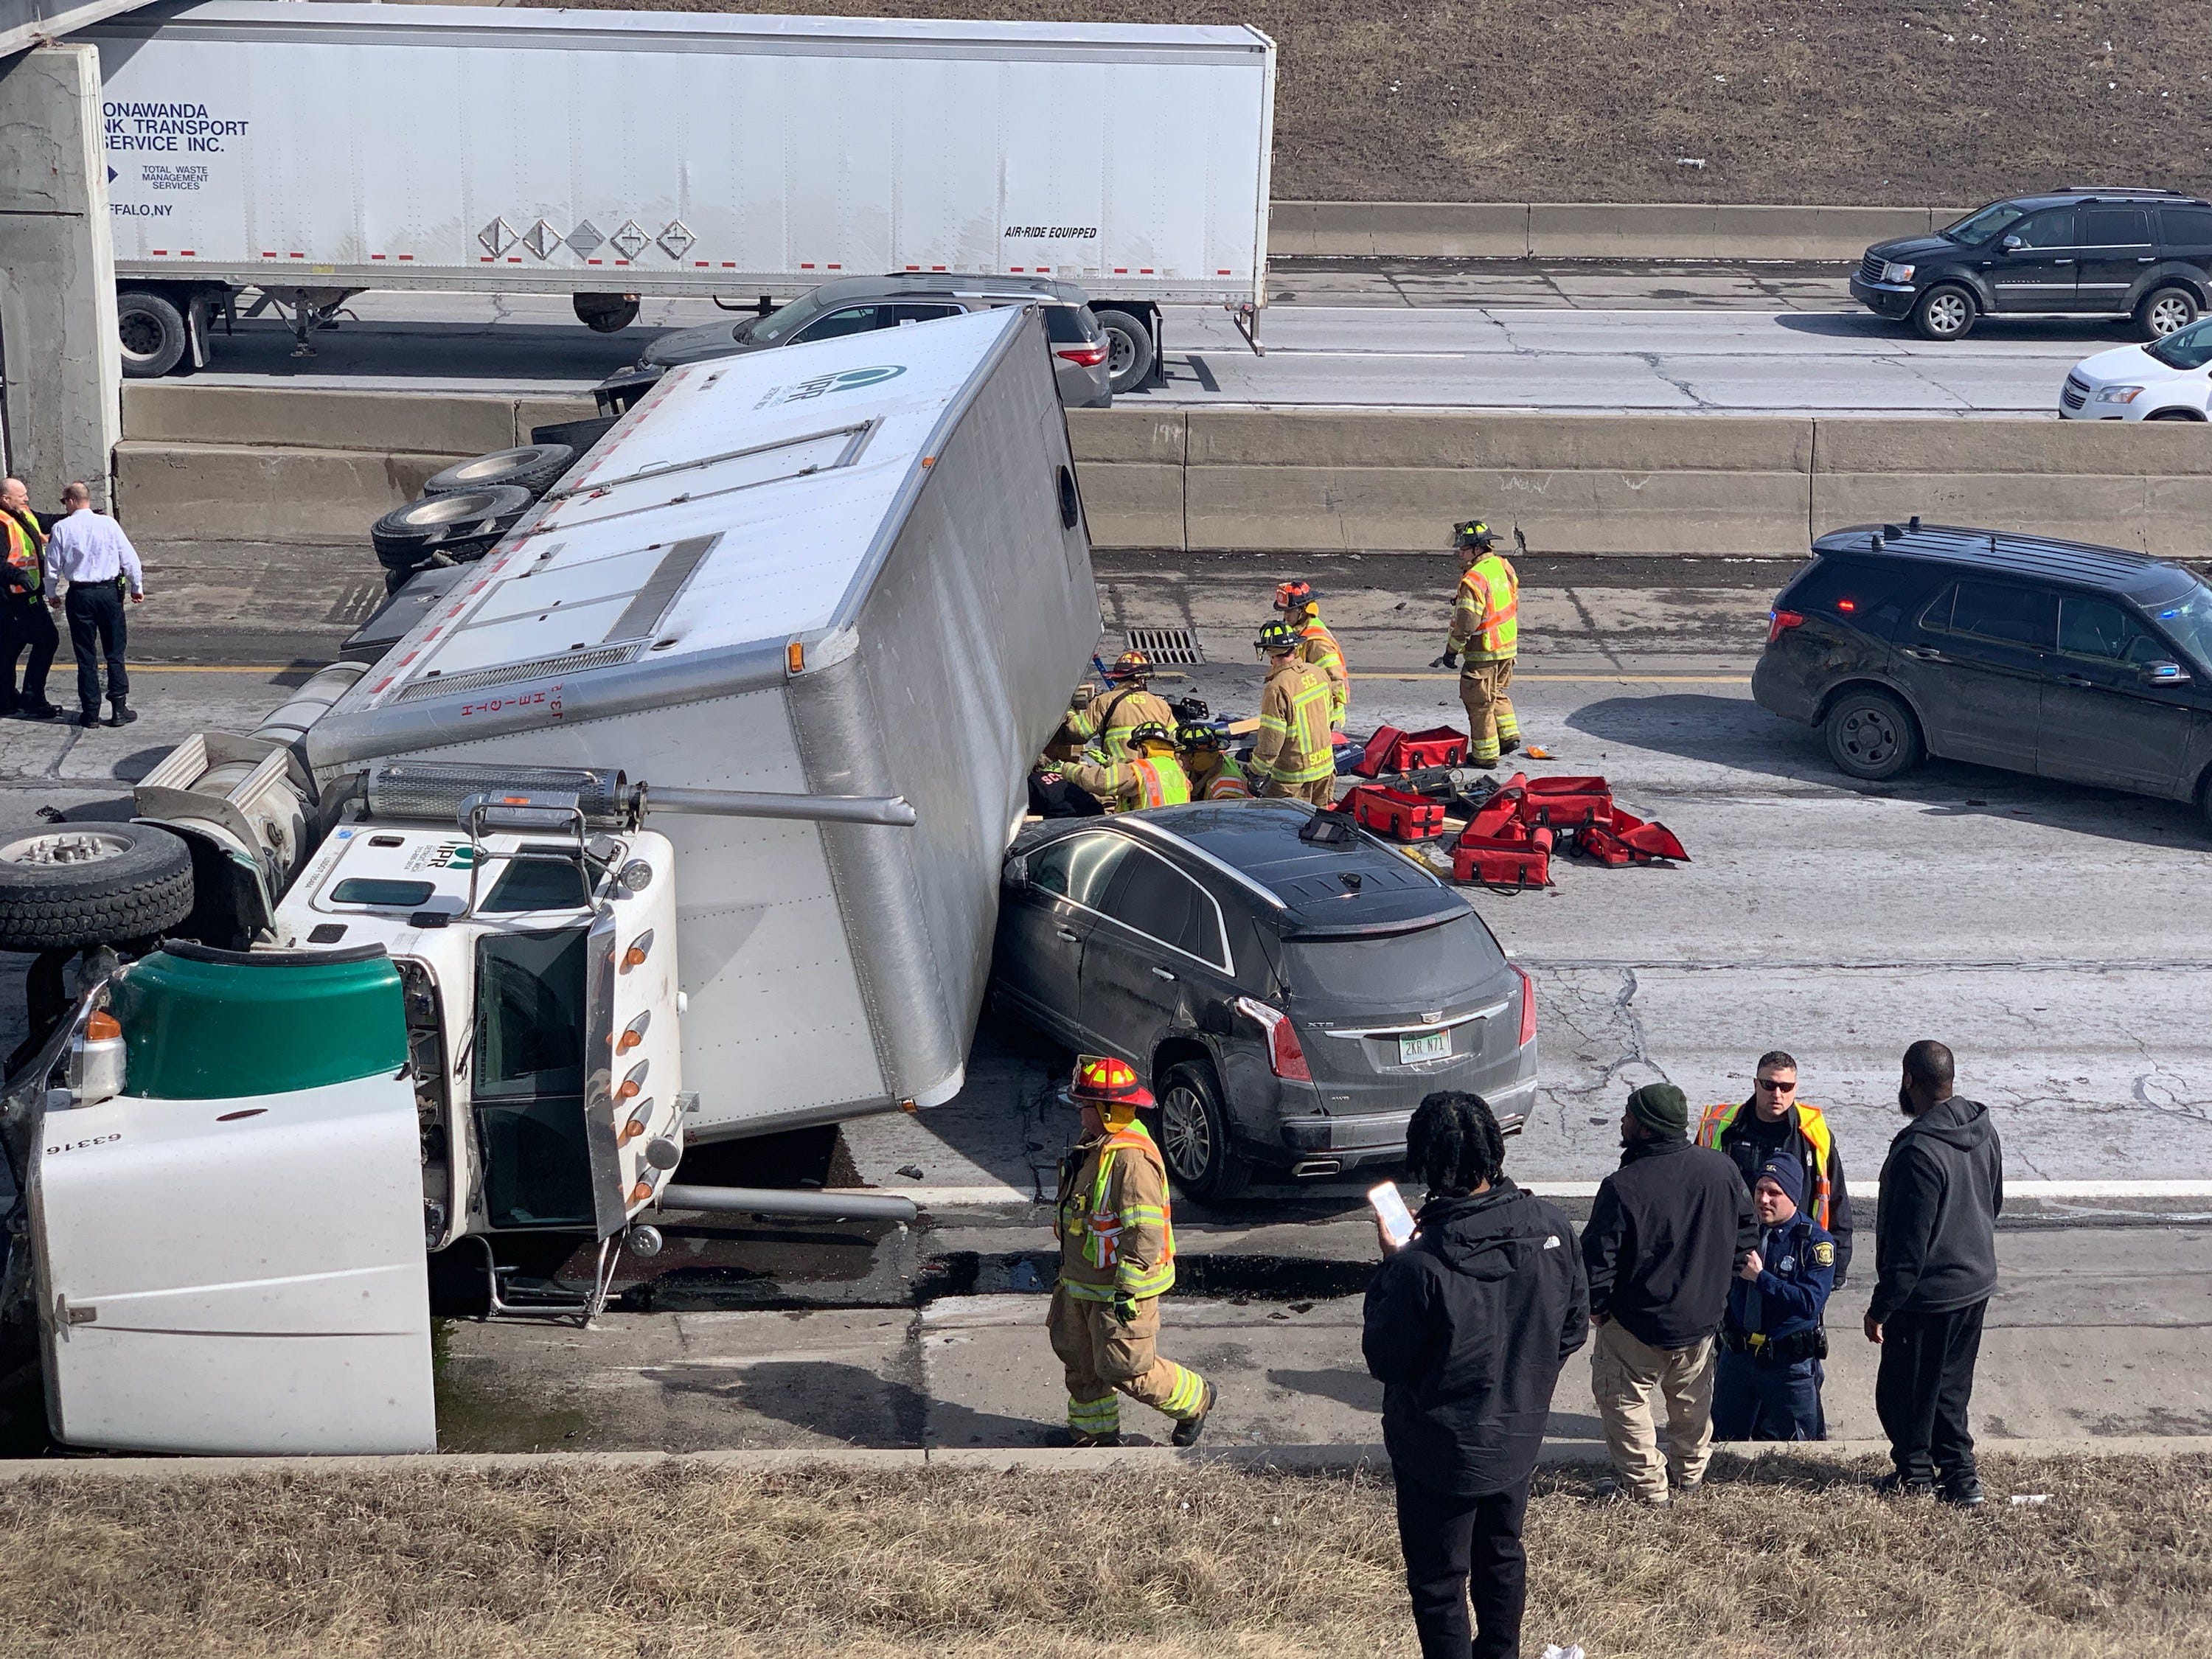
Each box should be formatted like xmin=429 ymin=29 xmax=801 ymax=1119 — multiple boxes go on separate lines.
xmin=1766 ymin=609 xmax=1804 ymax=646
xmin=1235 ymin=995 xmax=1312 ymax=1081
xmin=1514 ymin=965 xmax=1537 ymax=1048
xmin=1056 ymin=344 xmax=1109 ymax=368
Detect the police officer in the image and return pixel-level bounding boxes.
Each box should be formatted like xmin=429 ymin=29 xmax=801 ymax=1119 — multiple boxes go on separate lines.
xmin=1712 ymin=1152 xmax=1836 ymax=1441
xmin=1177 ymin=721 xmax=1252 ymax=800
xmin=1429 ymin=520 xmax=1522 ymax=768
xmin=1062 ymin=720 xmax=1191 ymax=813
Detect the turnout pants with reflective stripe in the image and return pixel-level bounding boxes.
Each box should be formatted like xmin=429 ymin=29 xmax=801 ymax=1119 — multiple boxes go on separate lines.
xmin=1458 ymin=657 xmax=1519 ymax=764
xmin=1048 ymin=1287 xmax=1207 ymax=1435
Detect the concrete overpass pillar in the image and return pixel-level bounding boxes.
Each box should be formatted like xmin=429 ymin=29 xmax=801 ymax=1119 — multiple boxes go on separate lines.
xmin=0 ymin=44 xmax=120 ymax=510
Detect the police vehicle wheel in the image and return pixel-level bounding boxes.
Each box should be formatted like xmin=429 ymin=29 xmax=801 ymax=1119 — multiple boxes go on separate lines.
xmin=1823 ymin=688 xmax=1923 ymax=782
xmin=2136 ymin=285 xmax=2199 ymax=341
xmin=1153 ymin=1060 xmax=1251 ymax=1201
xmin=1911 ymin=285 xmax=1975 ymax=342
xmin=369 ymin=484 xmax=536 ymax=564
xmin=0 ymin=822 xmax=192 ymax=952
xmin=422 ymin=444 xmax=577 ymax=498
xmin=1094 ymin=308 xmax=1156 ymax=396
xmin=116 ymin=291 xmax=189 ymax=379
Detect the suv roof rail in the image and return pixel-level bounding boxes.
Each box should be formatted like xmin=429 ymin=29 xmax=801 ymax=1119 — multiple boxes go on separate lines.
xmin=2058 ymin=185 xmax=2194 ymax=197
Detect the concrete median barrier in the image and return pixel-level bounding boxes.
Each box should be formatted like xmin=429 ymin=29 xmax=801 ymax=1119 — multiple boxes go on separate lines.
xmin=119 ymin=389 xmax=2212 ymax=560
xmin=1270 ymin=201 xmax=1956 ymax=262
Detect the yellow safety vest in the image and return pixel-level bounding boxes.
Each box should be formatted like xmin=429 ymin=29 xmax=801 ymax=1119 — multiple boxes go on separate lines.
xmin=1193 ymin=755 xmax=1252 ymax=800
xmin=1057 ymin=1121 xmax=1177 ymax=1301
xmin=1 ymin=512 xmax=43 ymax=595
xmin=1456 ymin=554 xmax=1519 ymax=661
xmin=1697 ymin=1099 xmax=1836 ymax=1231
xmin=1129 ymin=756 xmax=1192 ymax=810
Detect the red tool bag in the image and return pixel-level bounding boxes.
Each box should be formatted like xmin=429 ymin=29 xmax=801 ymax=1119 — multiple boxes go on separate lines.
xmin=1520 ymin=776 xmax=1613 ymax=828
xmin=1392 ymin=726 xmax=1468 ymax=771
xmin=1345 ymin=784 xmax=1447 ymax=841
xmin=1453 ymin=824 xmax=1553 ymax=889
xmin=1583 ymin=807 xmax=1691 ymax=864
xmin=1353 ymin=726 xmax=1404 ymax=779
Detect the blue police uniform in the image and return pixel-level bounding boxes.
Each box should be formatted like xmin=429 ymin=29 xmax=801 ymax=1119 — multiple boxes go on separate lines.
xmin=1712 ymin=1207 xmax=1836 ymax=1441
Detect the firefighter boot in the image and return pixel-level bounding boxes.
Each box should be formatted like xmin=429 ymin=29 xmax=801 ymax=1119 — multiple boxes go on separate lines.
xmin=1170 ymin=1379 xmax=1217 ymax=1447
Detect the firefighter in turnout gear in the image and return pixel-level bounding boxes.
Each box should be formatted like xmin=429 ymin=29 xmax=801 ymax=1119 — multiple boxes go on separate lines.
xmin=1049 ymin=1055 xmax=1217 ymax=1447
xmin=1276 ymin=579 xmax=1349 ymax=730
xmin=1178 ymin=720 xmax=1253 ymax=800
xmin=1251 ymin=619 xmax=1337 ymax=804
xmin=1065 ymin=649 xmax=1176 ymax=760
xmin=1430 ymin=521 xmax=1522 ymax=767
xmin=1063 ymin=720 xmax=1192 ymax=813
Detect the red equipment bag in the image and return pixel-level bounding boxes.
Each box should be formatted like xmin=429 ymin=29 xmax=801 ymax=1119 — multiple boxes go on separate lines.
xmin=1520 ymin=776 xmax=1613 ymax=828
xmin=1392 ymin=726 xmax=1468 ymax=771
xmin=1590 ymin=807 xmax=1691 ymax=863
xmin=1574 ymin=825 xmax=1638 ymax=866
xmin=1354 ymin=726 xmax=1404 ymax=779
xmin=1345 ymin=784 xmax=1447 ymax=841
xmin=1452 ymin=824 xmax=1553 ymax=888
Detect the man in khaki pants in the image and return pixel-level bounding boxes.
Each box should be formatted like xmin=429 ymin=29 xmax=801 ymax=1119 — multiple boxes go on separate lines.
xmin=1581 ymin=1082 xmax=1758 ymax=1503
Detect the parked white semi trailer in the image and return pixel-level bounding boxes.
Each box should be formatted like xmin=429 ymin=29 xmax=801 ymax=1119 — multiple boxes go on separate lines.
xmin=0 ymin=305 xmax=1096 ymax=1453
xmin=86 ymin=1 xmax=1276 ymax=390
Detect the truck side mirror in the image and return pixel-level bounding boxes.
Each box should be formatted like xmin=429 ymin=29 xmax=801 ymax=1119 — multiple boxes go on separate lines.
xmin=2140 ymin=659 xmax=2192 ymax=686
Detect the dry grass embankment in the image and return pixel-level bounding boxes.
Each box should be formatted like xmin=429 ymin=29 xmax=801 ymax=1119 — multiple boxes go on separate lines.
xmin=1 ymin=1453 xmax=2208 ymax=1658
xmin=546 ymin=0 xmax=2212 ymax=207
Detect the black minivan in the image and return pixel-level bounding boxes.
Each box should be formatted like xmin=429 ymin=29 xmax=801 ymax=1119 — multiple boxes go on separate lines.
xmin=1851 ymin=189 xmax=2212 ymax=341
xmin=1753 ymin=522 xmax=2212 ymax=815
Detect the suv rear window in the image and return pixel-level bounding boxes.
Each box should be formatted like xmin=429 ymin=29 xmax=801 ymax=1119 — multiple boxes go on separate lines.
xmin=1281 ymin=912 xmax=1504 ymax=1016
xmin=1783 ymin=557 xmax=1924 ymax=636
xmin=1043 ymin=305 xmax=1101 ymax=344
xmin=2160 ymin=206 xmax=2212 ymax=248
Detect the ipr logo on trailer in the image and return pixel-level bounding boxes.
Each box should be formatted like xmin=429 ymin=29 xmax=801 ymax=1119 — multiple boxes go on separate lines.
xmin=757 ymin=365 xmax=906 ymax=408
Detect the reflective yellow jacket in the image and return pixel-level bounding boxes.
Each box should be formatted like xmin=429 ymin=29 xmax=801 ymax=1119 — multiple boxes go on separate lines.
xmin=1295 ymin=611 xmax=1349 ymax=726
xmin=1253 ymin=657 xmax=1335 ymax=785
xmin=1066 ymin=684 xmax=1176 ymax=759
xmin=1056 ymin=1120 xmax=1176 ymax=1301
xmin=1447 ymin=554 xmax=1520 ymax=663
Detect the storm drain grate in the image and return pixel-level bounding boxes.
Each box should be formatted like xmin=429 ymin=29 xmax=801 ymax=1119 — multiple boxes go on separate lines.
xmin=1126 ymin=627 xmax=1203 ymax=665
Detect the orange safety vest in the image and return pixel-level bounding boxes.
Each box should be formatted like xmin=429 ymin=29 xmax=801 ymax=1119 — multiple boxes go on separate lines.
xmin=1194 ymin=756 xmax=1252 ymax=800
xmin=1 ymin=511 xmax=43 ymax=595
xmin=1697 ymin=1099 xmax=1835 ymax=1230
xmin=1128 ymin=756 xmax=1192 ymax=810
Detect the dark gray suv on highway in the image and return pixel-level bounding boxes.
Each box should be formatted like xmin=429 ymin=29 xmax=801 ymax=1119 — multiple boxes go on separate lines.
xmin=1851 ymin=189 xmax=2212 ymax=341
xmin=991 ymin=802 xmax=1538 ymax=1200
xmin=1753 ymin=522 xmax=2212 ymax=815
xmin=594 ymin=272 xmax=1113 ymax=411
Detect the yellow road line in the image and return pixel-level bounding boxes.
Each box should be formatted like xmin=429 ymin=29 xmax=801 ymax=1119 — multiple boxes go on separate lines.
xmin=1355 ymin=670 xmax=1752 ymax=684
xmin=133 ymin=664 xmax=307 ymax=674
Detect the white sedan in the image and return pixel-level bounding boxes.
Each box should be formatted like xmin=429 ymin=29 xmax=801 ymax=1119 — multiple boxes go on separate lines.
xmin=2060 ymin=320 xmax=2212 ymax=421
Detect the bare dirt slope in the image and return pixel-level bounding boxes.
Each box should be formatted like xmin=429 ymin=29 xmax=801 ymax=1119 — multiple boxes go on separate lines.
xmin=546 ymin=0 xmax=2212 ymax=206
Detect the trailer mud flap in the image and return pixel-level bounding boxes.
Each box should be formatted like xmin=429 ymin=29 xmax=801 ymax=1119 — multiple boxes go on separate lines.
xmin=31 ymin=1071 xmax=434 ymax=1455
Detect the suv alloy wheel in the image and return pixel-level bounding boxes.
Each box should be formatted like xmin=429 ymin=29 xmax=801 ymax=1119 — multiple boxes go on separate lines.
xmin=1154 ymin=1060 xmax=1251 ymax=1201
xmin=1913 ymin=287 xmax=1975 ymax=341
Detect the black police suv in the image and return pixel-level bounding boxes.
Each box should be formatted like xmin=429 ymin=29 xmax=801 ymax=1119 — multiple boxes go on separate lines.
xmin=1851 ymin=189 xmax=2212 ymax=341
xmin=1753 ymin=522 xmax=2212 ymax=815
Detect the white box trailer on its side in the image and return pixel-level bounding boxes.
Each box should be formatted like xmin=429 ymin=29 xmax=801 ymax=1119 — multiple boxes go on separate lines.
xmin=84 ymin=1 xmax=1276 ymax=385
xmin=0 ymin=305 xmax=1097 ymax=1453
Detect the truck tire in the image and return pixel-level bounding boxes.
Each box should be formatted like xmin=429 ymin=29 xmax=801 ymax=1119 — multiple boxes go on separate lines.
xmin=116 ymin=290 xmax=189 ymax=379
xmin=369 ymin=484 xmax=535 ymax=566
xmin=2136 ymin=285 xmax=2199 ymax=341
xmin=1093 ymin=307 xmax=1156 ymax=395
xmin=422 ymin=444 xmax=576 ymax=498
xmin=0 ymin=822 xmax=193 ymax=951
xmin=574 ymin=293 xmax=641 ymax=333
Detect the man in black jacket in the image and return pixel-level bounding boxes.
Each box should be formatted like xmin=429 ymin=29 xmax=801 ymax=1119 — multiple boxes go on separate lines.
xmin=1582 ymin=1081 xmax=1758 ymax=1505
xmin=1866 ymin=1040 xmax=2003 ymax=1507
xmin=1365 ymin=1091 xmax=1587 ymax=1659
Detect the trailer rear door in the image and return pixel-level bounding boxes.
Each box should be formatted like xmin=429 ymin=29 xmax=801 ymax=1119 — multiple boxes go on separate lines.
xmin=32 ymin=1071 xmax=435 ymax=1455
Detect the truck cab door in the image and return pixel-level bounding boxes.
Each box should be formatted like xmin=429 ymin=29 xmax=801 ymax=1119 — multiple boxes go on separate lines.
xmin=31 ymin=948 xmax=434 ymax=1455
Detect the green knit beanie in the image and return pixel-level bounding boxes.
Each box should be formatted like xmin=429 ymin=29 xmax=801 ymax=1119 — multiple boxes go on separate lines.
xmin=1627 ymin=1082 xmax=1689 ymax=1138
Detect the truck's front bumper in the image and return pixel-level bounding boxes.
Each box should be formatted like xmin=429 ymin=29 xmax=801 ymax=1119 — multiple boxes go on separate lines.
xmin=1848 ymin=276 xmax=1918 ymax=320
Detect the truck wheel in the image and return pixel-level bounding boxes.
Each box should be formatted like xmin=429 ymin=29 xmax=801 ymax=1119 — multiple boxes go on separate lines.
xmin=422 ymin=444 xmax=576 ymax=498
xmin=0 ymin=822 xmax=192 ymax=952
xmin=116 ymin=290 xmax=189 ymax=378
xmin=574 ymin=293 xmax=641 ymax=333
xmin=1093 ymin=307 xmax=1156 ymax=395
xmin=1823 ymin=687 xmax=1924 ymax=782
xmin=369 ymin=484 xmax=535 ymax=566
xmin=1154 ymin=1060 xmax=1252 ymax=1201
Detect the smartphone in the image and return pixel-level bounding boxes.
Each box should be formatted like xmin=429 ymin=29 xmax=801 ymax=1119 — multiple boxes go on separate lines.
xmin=1368 ymin=1181 xmax=1417 ymax=1249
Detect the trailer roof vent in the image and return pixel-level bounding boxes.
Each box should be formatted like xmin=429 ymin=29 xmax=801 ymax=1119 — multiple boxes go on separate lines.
xmin=1126 ymin=627 xmax=1203 ymax=665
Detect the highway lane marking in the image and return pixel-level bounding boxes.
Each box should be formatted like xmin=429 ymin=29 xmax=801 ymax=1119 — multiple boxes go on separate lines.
xmin=132 ymin=664 xmax=306 ymax=673
xmin=1355 ymin=670 xmax=1752 ymax=684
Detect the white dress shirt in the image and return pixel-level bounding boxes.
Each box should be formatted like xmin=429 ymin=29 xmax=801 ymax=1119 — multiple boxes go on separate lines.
xmin=43 ymin=508 xmax=145 ymax=597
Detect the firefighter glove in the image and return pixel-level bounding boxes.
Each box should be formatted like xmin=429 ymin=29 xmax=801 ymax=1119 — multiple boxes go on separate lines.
xmin=1430 ymin=651 xmax=1460 ymax=670
xmin=1112 ymin=1291 xmax=1139 ymax=1326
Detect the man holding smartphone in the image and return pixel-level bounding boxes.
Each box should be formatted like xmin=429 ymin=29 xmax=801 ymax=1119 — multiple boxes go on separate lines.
xmin=1363 ymin=1092 xmax=1588 ymax=1659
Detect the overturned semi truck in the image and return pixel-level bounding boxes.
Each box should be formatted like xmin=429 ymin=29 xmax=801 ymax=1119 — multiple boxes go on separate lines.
xmin=0 ymin=305 xmax=1096 ymax=1454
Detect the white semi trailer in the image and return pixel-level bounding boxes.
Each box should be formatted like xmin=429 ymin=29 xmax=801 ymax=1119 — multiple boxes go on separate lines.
xmin=0 ymin=304 xmax=1097 ymax=1453
xmin=85 ymin=1 xmax=1276 ymax=391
